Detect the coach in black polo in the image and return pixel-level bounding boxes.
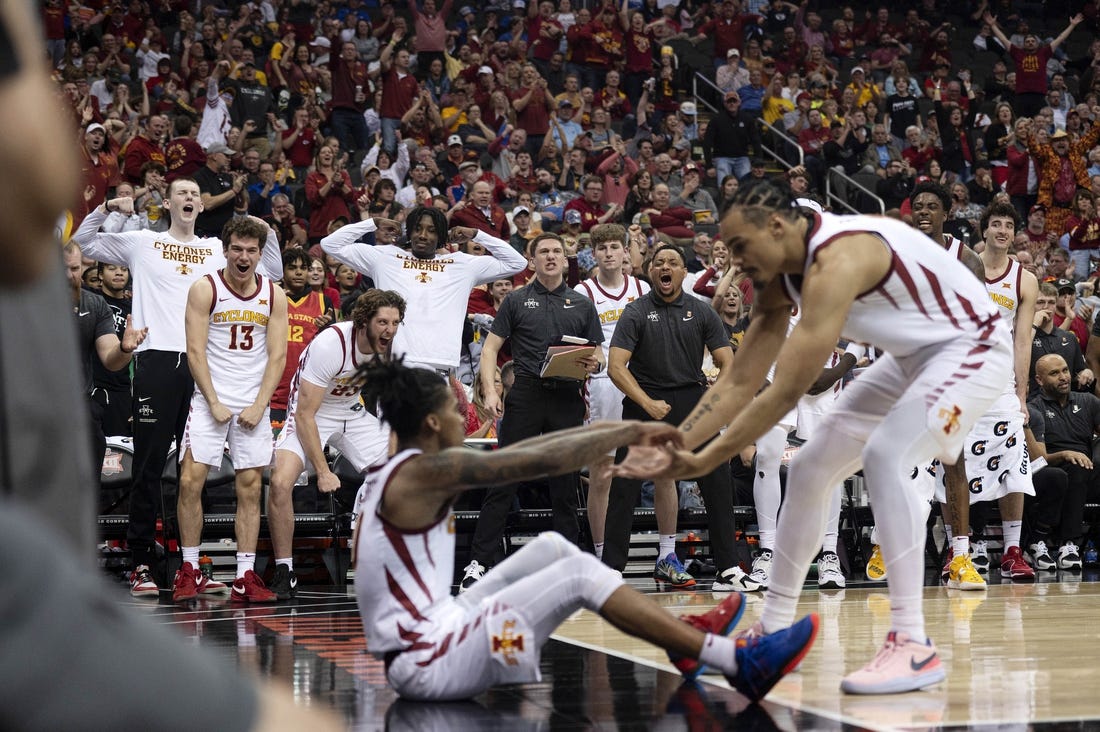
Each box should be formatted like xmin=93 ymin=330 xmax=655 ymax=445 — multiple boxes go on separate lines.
xmin=462 ymin=233 xmax=604 ymax=588
xmin=603 ymin=243 xmax=740 ymax=589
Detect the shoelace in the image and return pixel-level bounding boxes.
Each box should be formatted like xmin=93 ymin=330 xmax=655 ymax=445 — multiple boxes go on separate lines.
xmin=1032 ymin=541 xmax=1050 ymax=559
xmin=863 ymin=635 xmax=903 ymax=671
xmin=972 ymin=541 xmax=988 ymax=557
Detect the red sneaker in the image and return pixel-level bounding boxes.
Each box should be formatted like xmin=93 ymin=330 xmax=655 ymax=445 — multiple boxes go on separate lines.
xmin=667 ymin=592 xmax=745 ymax=679
xmin=173 ymin=563 xmax=201 ymax=602
xmin=999 ymin=546 xmax=1035 ymax=580
xmin=940 ymin=547 xmax=953 ymax=583
xmin=231 ymin=569 xmax=278 ymax=603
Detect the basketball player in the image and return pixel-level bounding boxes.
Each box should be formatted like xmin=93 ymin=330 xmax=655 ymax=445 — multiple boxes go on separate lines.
xmin=73 ymin=187 xmax=283 ymax=597
xmin=616 ymin=180 xmax=1013 ymax=694
xmin=353 ymin=357 xmax=819 ymax=702
xmin=266 ymin=289 xmax=404 ymax=599
xmin=320 ymin=207 xmax=528 ymax=372
xmin=909 ymin=182 xmax=992 ymax=588
xmin=173 ymin=217 xmax=289 ymax=603
xmin=573 ymin=225 xmax=659 ymax=570
xmin=270 ymin=249 xmax=335 ymax=434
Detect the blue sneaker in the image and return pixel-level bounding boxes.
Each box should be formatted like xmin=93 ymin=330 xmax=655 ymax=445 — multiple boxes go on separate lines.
xmin=655 ymin=552 xmax=697 ymax=589
xmin=1085 ymin=541 xmax=1098 ymax=567
xmin=726 ymin=614 xmax=820 ymax=701
xmin=667 ymin=592 xmax=745 ymax=680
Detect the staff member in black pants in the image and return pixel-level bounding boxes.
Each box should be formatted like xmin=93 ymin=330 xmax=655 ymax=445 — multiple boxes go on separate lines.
xmin=460 ymin=233 xmax=604 ymax=591
xmin=604 ymin=244 xmax=741 ymax=591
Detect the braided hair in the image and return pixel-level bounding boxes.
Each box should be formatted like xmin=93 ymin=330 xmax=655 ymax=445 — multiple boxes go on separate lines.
xmin=404 ymin=205 xmax=449 ymax=248
xmin=360 ymin=356 xmax=452 ymax=442
xmin=728 ymin=178 xmax=800 ymax=227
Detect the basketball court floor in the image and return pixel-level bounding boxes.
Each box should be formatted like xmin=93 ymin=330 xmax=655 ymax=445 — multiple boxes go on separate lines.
xmin=124 ymin=570 xmax=1100 ymax=730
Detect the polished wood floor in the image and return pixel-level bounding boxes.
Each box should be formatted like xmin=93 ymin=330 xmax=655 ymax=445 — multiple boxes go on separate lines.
xmin=123 ymin=568 xmax=1100 ymax=730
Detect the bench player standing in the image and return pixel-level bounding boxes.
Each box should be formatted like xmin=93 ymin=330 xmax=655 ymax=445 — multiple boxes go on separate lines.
xmin=174 ymin=217 xmax=288 ymax=603
xmin=73 ymin=183 xmax=283 ymax=596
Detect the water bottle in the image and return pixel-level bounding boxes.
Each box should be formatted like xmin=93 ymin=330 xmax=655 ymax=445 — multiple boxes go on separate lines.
xmin=199 ymin=555 xmax=214 ymax=580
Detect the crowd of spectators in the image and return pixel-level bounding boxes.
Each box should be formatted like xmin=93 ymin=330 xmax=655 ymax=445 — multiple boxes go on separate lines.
xmin=52 ymin=0 xmax=1100 ymax=571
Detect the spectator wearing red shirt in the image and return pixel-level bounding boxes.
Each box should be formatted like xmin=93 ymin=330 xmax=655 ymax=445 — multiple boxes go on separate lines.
xmin=410 ymin=0 xmax=453 ymax=71
xmin=512 ymin=65 xmax=555 ymax=156
xmin=164 ymin=115 xmax=207 ymax=183
xmin=281 ymin=107 xmax=317 ymax=179
xmin=986 ymin=11 xmax=1083 ymax=117
xmin=564 ymin=175 xmax=623 ymax=232
xmin=619 ymin=5 xmax=655 ymax=108
xmin=379 ymin=29 xmax=420 ymax=157
xmin=122 ymin=114 xmax=168 ymax=185
xmin=595 ymin=70 xmax=633 ymax=122
xmin=305 ymin=144 xmax=357 ymax=243
xmin=528 ymin=1 xmax=565 ymax=77
xmin=327 ymin=36 xmax=373 ymax=155
xmin=79 ymin=122 xmax=121 ymax=224
xmin=449 ymin=180 xmax=511 ymax=239
xmin=694 ymin=1 xmax=763 ymax=67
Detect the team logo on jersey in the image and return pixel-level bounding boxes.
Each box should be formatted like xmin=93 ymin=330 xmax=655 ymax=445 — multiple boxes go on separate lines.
xmin=177 ymin=263 xmax=192 ymax=276
xmin=258 ymin=298 xmax=268 ymax=306
xmin=647 ymin=310 xmax=659 ymax=322
xmin=491 ymin=619 xmax=526 ymax=666
xmin=139 ymin=403 xmax=154 ymax=418
xmin=101 ymin=448 xmax=124 ymax=476
xmin=627 ymin=296 xmax=635 ymax=302
xmin=415 ymin=272 xmax=432 ymax=283
xmin=524 ymin=298 xmax=539 ymax=309
xmin=1001 ymin=282 xmax=1013 ymax=289
xmin=938 ymin=405 xmax=962 ymax=436
xmin=683 ymin=310 xmax=694 ymax=322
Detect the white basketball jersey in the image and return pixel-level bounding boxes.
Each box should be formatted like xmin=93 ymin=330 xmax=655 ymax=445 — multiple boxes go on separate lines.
xmin=781 ymin=212 xmax=1010 ymax=358
xmin=943 ymin=233 xmax=965 ymax=261
xmin=355 ymin=449 xmax=463 ymax=654
xmin=202 ymin=272 xmax=274 ymax=410
xmin=576 ymin=275 xmax=650 ymax=379
xmin=288 ymin=321 xmax=373 ymax=420
xmin=984 ymin=257 xmax=1024 ymax=396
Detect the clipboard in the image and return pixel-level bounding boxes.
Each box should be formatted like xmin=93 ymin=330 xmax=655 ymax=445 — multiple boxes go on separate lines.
xmin=540 ymin=344 xmax=597 ymax=380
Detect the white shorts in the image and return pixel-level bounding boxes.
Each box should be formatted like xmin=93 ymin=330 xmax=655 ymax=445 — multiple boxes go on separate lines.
xmin=275 ymin=409 xmax=390 ymax=472
xmin=933 ymin=391 xmax=1034 ymax=504
xmin=182 ymin=397 xmax=273 ymax=470
xmin=586 ymin=377 xmax=625 ymax=423
xmin=825 ymin=338 xmax=1013 ymax=463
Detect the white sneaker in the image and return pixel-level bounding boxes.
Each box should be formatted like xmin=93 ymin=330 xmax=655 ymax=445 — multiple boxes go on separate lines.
xmin=747 ymin=549 xmax=772 ymax=590
xmin=969 ymin=540 xmax=990 ymax=574
xmin=818 ymin=551 xmax=846 ymax=589
xmin=712 ymin=565 xmax=762 ymax=592
xmin=1058 ymin=542 xmax=1082 ymax=570
xmin=459 ymin=560 xmax=487 ymax=593
xmin=1028 ymin=541 xmax=1057 ymax=571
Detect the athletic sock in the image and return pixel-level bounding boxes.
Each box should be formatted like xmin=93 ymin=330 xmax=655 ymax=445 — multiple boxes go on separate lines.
xmin=275 ymin=557 xmax=294 ymax=571
xmin=236 ymin=552 xmax=256 ymax=579
xmin=699 ymin=633 xmax=738 ymax=675
xmin=658 ymin=534 xmax=676 ymax=559
xmin=594 ymin=542 xmax=604 ymax=561
xmin=182 ymin=546 xmax=200 ymax=570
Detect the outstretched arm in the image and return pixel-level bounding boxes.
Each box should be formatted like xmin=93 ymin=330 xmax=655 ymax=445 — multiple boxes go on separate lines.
xmin=382 ymin=420 xmax=682 ymax=527
xmin=1050 ymin=14 xmax=1084 ymax=53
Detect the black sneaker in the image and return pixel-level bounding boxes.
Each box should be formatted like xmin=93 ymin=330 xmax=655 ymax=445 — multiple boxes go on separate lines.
xmin=270 ymin=564 xmax=297 ymax=600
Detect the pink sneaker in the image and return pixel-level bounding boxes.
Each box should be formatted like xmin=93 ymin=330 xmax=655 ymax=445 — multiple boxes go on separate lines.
xmin=1000 ymin=546 xmax=1035 ymax=581
xmin=840 ymin=631 xmax=946 ymax=694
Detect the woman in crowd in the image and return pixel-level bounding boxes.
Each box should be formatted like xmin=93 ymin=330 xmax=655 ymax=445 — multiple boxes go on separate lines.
xmin=305 ymin=144 xmax=356 ymax=243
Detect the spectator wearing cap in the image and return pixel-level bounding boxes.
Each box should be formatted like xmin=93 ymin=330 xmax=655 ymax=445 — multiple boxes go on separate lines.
xmin=704 ymin=89 xmax=765 ymax=183
xmin=671 ymin=163 xmax=719 ymax=233
xmin=1027 ymin=122 xmax=1100 ymax=238
xmin=440 ymin=134 xmax=467 ymax=183
xmin=447 ymin=159 xmax=482 ymax=205
xmin=79 ymin=122 xmax=122 ymax=224
xmin=677 ymin=101 xmax=699 ymax=141
xmin=194 ymin=143 xmax=249 ymax=237
xmin=693 ymin=0 xmax=763 ymax=67
xmin=783 ymin=90 xmax=813 ymax=136
xmin=507 ymin=205 xmax=535 ymax=254
xmin=440 ymin=85 xmax=471 ymax=134
xmin=1054 ymin=276 xmax=1093 ymax=349
xmin=471 ymin=65 xmax=498 ymax=111
xmin=379 ymin=27 xmax=420 ymax=156
xmin=716 ymin=47 xmax=750 ymax=94
xmin=845 ymin=65 xmax=882 ymax=110
xmin=397 ymin=161 xmax=440 ymax=208
xmin=549 ymin=98 xmax=584 ymax=151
